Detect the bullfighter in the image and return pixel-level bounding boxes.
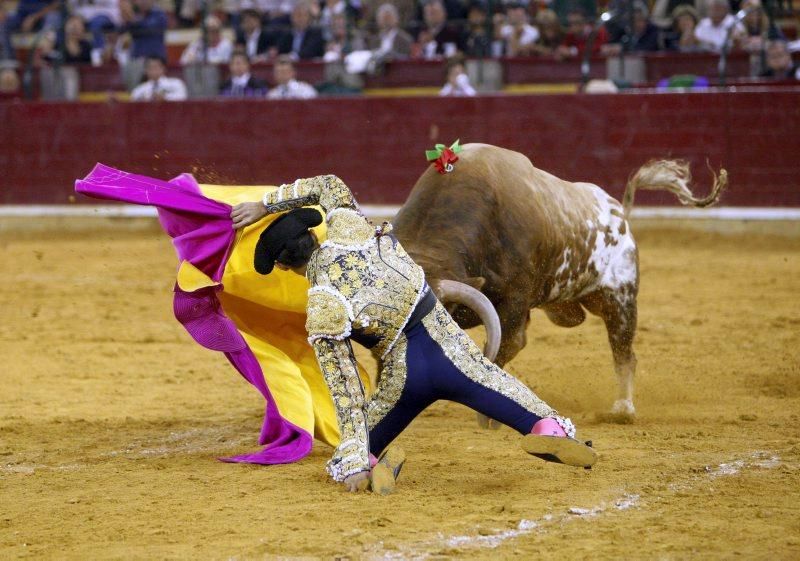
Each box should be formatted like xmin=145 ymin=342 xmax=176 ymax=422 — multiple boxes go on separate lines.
xmin=231 ymin=174 xmax=597 ymax=493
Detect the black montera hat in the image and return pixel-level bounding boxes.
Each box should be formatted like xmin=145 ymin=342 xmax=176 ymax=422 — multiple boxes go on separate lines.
xmin=254 ymin=207 xmax=323 ymax=275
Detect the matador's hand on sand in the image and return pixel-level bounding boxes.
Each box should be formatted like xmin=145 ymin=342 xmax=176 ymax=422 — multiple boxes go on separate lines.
xmin=343 ymin=471 xmax=370 ymax=493
xmin=231 ymin=202 xmax=268 ymax=230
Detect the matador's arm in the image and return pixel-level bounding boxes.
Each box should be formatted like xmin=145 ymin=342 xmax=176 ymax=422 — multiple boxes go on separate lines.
xmin=306 ymin=286 xmax=371 ymax=482
xmin=231 ymin=175 xmax=362 ymax=230
xmin=262 ymin=175 xmax=359 ymax=217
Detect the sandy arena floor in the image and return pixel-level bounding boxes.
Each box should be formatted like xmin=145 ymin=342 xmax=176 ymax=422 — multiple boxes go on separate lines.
xmin=1 ymin=219 xmax=799 ymax=560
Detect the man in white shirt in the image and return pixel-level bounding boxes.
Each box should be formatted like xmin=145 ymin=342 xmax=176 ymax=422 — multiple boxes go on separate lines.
xmin=131 ymin=56 xmax=188 ymax=101
xmin=694 ymin=0 xmax=745 ymax=52
xmin=179 ymin=15 xmax=234 ymax=65
xmin=501 ymin=1 xmax=540 ymax=57
xmin=267 ymin=55 xmax=318 ymax=99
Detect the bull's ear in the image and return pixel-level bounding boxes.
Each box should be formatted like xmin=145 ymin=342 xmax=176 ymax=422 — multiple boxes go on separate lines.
xmin=462 ymin=276 xmax=486 ymax=291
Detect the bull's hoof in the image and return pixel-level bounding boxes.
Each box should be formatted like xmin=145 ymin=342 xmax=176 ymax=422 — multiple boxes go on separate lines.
xmin=476 ymin=413 xmax=502 ymax=430
xmin=595 ymin=401 xmax=636 ymax=424
xmin=611 ymin=399 xmax=635 ymax=416
xmin=595 ymin=411 xmax=636 ymax=424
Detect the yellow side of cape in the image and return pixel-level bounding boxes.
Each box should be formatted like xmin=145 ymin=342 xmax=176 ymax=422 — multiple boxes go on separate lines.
xmin=178 ymin=183 xmax=370 ymax=448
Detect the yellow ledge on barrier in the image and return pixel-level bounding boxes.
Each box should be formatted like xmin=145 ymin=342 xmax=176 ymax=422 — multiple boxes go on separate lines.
xmin=503 ymin=83 xmax=580 ymax=94
xmin=78 ymin=91 xmax=132 ymax=103
xmin=363 ymin=83 xmax=579 ymax=97
xmin=75 ymin=82 xmax=578 ymax=102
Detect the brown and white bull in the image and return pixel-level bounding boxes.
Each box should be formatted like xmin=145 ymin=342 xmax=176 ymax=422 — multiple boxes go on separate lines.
xmin=392 ymin=143 xmax=726 ymax=422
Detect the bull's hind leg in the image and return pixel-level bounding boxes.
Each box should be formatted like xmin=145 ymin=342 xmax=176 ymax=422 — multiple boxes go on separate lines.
xmin=581 ymin=285 xmax=638 ymax=422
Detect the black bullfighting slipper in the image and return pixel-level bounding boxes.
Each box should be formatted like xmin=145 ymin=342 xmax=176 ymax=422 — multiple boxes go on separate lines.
xmin=521 ymin=434 xmax=597 ymax=469
xmin=370 ymin=446 xmax=406 ymax=495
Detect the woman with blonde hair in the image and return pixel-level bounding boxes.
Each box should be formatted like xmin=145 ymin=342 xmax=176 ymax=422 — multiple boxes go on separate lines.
xmin=666 ymin=4 xmax=703 ymax=52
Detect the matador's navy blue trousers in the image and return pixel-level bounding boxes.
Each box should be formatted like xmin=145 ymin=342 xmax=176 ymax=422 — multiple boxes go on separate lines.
xmin=368 ymin=319 xmax=543 ymax=456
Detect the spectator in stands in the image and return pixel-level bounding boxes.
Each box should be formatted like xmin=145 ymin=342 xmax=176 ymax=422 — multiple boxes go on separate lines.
xmin=630 ymin=2 xmax=663 ymax=52
xmin=557 ymin=8 xmax=608 ymax=58
xmin=694 ymin=0 xmax=745 ymax=52
xmin=319 ymin=0 xmax=359 ymax=37
xmin=40 ymin=15 xmax=93 ymax=64
xmin=323 ymin=13 xmax=365 ymax=61
xmin=414 ymin=0 xmax=462 ymax=59
xmin=501 ymin=1 xmax=540 ymax=57
xmin=69 ymin=0 xmax=121 ymax=65
xmin=6 ymin=0 xmax=60 ymax=33
xmin=605 ymin=0 xmax=662 ymax=54
xmin=546 ymin=0 xmax=596 ymax=27
xmin=180 ymin=15 xmax=234 ymax=65
xmin=367 ymin=3 xmax=413 ymax=60
xmin=0 ymin=66 xmax=21 ymax=98
xmin=361 ymin=0 xmax=415 ymax=34
xmin=460 ymin=1 xmax=491 ymax=57
xmin=651 ymin=0 xmax=697 ymax=29
xmin=0 ymin=7 xmax=15 ymax=62
xmin=530 ymin=8 xmax=563 ymax=57
xmin=242 ymin=0 xmax=294 ymax=27
xmin=98 ymin=28 xmax=131 ymax=65
xmin=740 ymin=0 xmax=781 ymax=53
xmin=267 ymin=54 xmax=318 ymax=98
xmin=760 ymin=39 xmax=799 ymax=79
xmin=665 ymin=5 xmax=703 ymax=51
xmin=412 ymin=0 xmax=467 ymax=23
xmin=220 ymin=51 xmax=268 ymax=96
xmin=490 ymin=12 xmax=507 ymax=56
xmin=120 ymin=0 xmax=168 ymax=60
xmin=236 ymin=9 xmax=270 ymax=62
xmin=271 ymin=1 xmax=326 ymax=60
xmin=131 ymin=55 xmax=188 ymax=100
xmin=440 ymin=55 xmax=476 ymax=95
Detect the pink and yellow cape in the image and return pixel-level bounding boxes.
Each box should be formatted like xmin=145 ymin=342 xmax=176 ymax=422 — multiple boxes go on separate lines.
xmin=76 ymin=164 xmax=367 ymax=465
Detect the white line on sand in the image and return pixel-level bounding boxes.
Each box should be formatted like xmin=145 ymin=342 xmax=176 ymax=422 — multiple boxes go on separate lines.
xmin=367 ymin=450 xmax=782 ymax=560
xmin=1 ymin=205 xmax=800 ymax=221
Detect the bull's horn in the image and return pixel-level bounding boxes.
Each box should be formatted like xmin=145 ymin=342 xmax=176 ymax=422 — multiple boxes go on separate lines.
xmin=433 ymin=279 xmax=501 ymax=362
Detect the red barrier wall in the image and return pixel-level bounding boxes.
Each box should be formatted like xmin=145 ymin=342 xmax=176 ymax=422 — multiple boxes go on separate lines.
xmin=2 ymin=88 xmax=799 ymax=207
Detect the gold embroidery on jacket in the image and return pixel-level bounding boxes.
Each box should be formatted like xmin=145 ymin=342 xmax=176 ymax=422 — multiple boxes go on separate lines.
xmin=308 ymin=233 xmax=425 ymax=360
xmin=367 ymin=334 xmax=409 ymax=428
xmin=326 ymin=209 xmax=374 ymax=248
xmin=306 ymin=288 xmax=352 ymax=342
xmin=311 ymin=337 xmax=371 ymax=480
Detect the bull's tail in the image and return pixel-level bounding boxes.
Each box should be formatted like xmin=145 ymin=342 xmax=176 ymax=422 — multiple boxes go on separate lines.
xmin=622 ymin=160 xmax=728 ymax=219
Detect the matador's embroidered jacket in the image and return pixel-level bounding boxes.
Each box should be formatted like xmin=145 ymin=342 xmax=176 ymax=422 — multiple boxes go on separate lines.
xmin=263 ymin=175 xmax=428 ymax=481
